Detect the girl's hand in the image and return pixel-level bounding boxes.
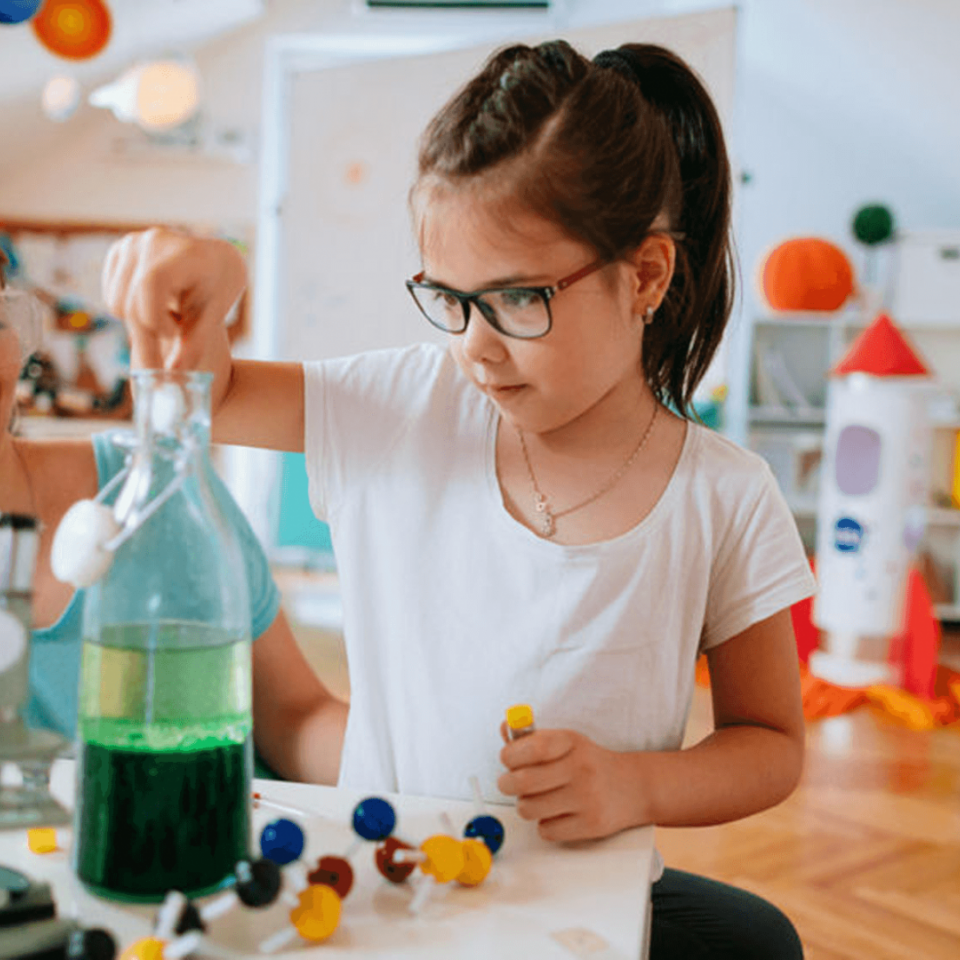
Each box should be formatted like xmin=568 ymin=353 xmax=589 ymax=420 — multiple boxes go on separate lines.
xmin=102 ymin=228 xmax=246 ymax=398
xmin=497 ymin=727 xmax=639 ymax=843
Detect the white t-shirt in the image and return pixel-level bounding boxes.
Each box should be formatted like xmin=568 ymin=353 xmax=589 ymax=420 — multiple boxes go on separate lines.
xmin=304 ymin=343 xmax=816 ymax=803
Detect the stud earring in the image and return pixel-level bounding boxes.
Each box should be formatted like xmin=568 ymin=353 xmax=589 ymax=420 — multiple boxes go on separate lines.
xmin=644 ymin=305 xmax=655 ymax=325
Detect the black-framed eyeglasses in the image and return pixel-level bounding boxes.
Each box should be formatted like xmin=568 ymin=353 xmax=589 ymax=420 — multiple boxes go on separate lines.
xmin=405 ymin=260 xmax=605 ymax=340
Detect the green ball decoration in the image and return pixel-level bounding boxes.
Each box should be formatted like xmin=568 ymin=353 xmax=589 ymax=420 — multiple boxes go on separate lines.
xmin=852 ymin=204 xmax=895 ymax=246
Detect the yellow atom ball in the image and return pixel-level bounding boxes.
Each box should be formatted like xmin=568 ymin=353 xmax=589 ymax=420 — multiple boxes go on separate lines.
xmin=457 ymin=838 xmax=493 ymax=887
xmin=419 ymin=835 xmax=465 ymax=884
xmin=119 ymin=938 xmax=166 ymax=960
xmin=27 ymin=828 xmax=58 ymax=854
xmin=290 ymin=884 xmax=342 ymax=943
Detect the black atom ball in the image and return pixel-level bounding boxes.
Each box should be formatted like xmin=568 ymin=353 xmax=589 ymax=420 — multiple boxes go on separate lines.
xmin=235 ymin=856 xmax=283 ymax=908
xmin=67 ymin=928 xmax=117 ymax=960
xmin=174 ymin=901 xmax=207 ymax=936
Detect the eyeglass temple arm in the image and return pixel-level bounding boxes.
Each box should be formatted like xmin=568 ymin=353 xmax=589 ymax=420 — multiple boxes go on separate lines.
xmin=555 ymin=260 xmax=604 ymax=291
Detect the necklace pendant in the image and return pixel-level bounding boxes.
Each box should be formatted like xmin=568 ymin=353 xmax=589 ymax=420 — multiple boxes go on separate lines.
xmin=541 ymin=509 xmax=556 ymax=538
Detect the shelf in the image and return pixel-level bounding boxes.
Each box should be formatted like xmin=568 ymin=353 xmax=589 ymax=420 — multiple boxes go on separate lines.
xmin=935 ymin=603 xmax=960 ymax=622
xmin=925 ymin=507 xmax=960 ymax=527
xmin=782 ymin=503 xmax=960 ymax=527
xmin=755 ymin=314 xmax=960 ymax=332
xmin=754 ymin=313 xmax=854 ymax=328
xmin=749 ymin=406 xmax=826 ymax=426
xmin=786 ymin=498 xmax=819 ymax=520
xmin=17 ymin=416 xmax=132 ymax=439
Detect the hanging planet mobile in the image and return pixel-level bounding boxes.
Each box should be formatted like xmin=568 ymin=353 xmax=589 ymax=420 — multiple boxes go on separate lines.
xmin=31 ymin=0 xmax=111 ymax=60
xmin=0 ymin=1 xmax=43 ymax=25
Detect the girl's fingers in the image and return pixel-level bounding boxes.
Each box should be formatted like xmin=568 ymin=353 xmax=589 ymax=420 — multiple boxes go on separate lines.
xmin=514 ymin=786 xmax=576 ymax=824
xmin=498 ymin=758 xmax=570 ymax=800
xmin=535 ymin=813 xmax=596 ymax=844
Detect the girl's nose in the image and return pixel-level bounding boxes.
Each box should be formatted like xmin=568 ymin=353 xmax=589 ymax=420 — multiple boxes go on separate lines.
xmin=460 ymin=301 xmax=507 ymax=364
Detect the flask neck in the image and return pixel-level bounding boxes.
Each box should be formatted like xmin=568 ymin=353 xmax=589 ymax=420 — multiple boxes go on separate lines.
xmin=112 ymin=371 xmax=214 ymax=524
xmin=131 ymin=369 xmax=213 ymax=454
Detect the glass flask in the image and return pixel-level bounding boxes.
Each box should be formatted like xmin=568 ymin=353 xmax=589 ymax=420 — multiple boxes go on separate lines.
xmin=74 ymin=370 xmax=252 ymax=902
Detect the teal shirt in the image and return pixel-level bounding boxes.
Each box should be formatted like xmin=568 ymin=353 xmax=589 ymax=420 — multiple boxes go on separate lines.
xmin=25 ymin=431 xmax=281 ymax=742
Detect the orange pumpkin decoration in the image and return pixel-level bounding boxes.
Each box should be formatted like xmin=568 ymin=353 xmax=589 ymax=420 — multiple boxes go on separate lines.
xmin=761 ymin=237 xmax=855 ymax=312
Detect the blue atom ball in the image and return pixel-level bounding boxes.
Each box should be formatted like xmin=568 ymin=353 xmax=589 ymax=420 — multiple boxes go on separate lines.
xmin=0 ymin=1 xmax=43 ymax=25
xmin=259 ymin=818 xmax=305 ymax=865
xmin=465 ymin=814 xmax=505 ymax=855
xmin=352 ymin=797 xmax=396 ymax=841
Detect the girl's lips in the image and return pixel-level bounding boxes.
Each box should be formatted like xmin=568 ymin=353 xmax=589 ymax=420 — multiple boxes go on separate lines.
xmin=485 ymin=383 xmax=525 ymax=397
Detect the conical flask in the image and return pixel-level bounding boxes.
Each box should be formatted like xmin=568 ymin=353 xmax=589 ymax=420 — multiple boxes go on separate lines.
xmin=73 ymin=370 xmax=252 ymax=902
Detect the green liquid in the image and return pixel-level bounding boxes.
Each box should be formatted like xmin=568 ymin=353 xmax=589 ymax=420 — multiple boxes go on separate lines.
xmin=75 ymin=625 xmax=253 ymax=902
xmin=75 ymin=736 xmax=251 ymax=901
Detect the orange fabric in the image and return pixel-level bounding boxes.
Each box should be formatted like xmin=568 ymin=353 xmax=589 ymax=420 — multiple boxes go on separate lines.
xmin=761 ymin=237 xmax=855 ymax=312
xmin=696 ymin=657 xmax=960 ymax=728
xmin=799 ymin=662 xmax=870 ymax=718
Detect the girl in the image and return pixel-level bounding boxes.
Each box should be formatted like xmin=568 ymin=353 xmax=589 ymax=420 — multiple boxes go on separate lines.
xmin=102 ymin=40 xmax=814 ymax=960
xmin=0 ymin=320 xmax=347 ymax=784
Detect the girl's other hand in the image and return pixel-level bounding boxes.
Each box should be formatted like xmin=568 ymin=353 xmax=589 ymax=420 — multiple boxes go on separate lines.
xmin=102 ymin=227 xmax=246 ymax=389
xmin=497 ymin=727 xmax=638 ymax=843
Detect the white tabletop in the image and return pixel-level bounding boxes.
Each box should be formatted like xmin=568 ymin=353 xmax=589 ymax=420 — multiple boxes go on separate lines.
xmin=0 ymin=760 xmax=654 ymax=959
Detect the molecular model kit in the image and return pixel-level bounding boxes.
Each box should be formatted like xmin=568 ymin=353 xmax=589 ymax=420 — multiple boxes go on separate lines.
xmin=124 ymin=786 xmax=505 ymax=958
xmin=21 ymin=705 xmax=537 ymax=959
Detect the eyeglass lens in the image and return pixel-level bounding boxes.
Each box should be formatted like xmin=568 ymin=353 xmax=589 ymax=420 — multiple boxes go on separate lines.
xmin=412 ymin=286 xmax=550 ymax=338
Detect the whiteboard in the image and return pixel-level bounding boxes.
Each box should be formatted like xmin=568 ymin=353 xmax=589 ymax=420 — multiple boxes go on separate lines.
xmin=267 ymin=8 xmax=738 ymax=362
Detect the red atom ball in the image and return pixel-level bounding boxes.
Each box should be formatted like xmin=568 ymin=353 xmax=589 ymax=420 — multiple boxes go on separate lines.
xmin=375 ymin=837 xmax=417 ymax=884
xmin=307 ymin=855 xmax=354 ymax=899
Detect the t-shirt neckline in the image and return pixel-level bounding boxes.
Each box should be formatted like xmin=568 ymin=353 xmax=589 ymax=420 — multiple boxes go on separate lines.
xmin=482 ymin=400 xmax=698 ymax=552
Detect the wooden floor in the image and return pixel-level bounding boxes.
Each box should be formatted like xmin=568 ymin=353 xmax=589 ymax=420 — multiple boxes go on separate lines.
xmin=658 ymin=683 xmax=960 ymax=959
xmin=280 ymin=572 xmax=960 ymax=960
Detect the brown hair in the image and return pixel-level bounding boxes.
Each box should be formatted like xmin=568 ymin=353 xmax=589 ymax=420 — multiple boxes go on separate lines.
xmin=415 ymin=40 xmax=734 ymax=417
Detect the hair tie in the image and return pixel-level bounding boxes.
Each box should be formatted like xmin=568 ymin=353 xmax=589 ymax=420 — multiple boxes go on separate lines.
xmin=593 ymin=47 xmax=646 ymax=87
xmin=538 ymin=41 xmax=573 ymax=77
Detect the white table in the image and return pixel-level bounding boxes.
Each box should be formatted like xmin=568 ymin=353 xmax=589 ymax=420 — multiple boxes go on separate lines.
xmin=0 ymin=760 xmax=654 ymax=959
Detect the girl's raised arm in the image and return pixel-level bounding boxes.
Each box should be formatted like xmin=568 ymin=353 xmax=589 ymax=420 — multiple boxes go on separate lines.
xmin=103 ymin=228 xmax=304 ymax=452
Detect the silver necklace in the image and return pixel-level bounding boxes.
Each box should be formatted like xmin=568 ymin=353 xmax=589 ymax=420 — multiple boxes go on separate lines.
xmin=516 ymin=402 xmax=659 ymax=538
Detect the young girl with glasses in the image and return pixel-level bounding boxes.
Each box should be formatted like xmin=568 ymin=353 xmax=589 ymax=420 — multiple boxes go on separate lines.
xmin=102 ymin=40 xmax=813 ymax=959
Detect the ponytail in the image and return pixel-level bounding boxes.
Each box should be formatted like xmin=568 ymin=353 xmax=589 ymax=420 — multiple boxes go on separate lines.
xmin=593 ymin=45 xmax=734 ymax=416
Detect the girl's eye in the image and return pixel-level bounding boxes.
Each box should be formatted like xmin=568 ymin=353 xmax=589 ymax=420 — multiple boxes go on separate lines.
xmin=428 ymin=290 xmax=460 ymax=311
xmin=498 ymin=289 xmax=538 ymax=309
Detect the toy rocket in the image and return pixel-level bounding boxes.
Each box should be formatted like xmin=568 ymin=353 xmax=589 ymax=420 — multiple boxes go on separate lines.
xmin=811 ymin=313 xmax=933 ymax=686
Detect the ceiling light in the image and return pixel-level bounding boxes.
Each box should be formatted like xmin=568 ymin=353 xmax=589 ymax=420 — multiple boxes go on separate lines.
xmin=89 ymin=58 xmax=201 ymax=131
xmin=41 ymin=74 xmax=81 ymax=121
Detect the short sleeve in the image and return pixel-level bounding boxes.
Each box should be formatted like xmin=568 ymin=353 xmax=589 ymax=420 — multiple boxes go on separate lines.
xmin=701 ymin=461 xmax=816 ymax=650
xmin=303 ymin=343 xmax=450 ymax=521
xmin=91 ymin=432 xmax=280 ymax=641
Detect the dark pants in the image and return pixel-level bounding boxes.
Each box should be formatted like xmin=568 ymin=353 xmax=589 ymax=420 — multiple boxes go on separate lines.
xmin=650 ymin=868 xmax=804 ymax=959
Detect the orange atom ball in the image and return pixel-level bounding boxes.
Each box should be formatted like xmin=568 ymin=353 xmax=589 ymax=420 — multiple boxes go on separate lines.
xmin=32 ymin=0 xmax=112 ymax=61
xmin=761 ymin=237 xmax=855 ymax=312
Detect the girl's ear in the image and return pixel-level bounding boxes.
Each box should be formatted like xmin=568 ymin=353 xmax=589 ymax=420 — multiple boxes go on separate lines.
xmin=626 ymin=232 xmax=676 ymax=313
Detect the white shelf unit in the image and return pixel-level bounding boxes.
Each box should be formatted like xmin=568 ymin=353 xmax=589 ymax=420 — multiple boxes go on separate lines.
xmin=728 ymin=310 xmax=960 ymax=621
